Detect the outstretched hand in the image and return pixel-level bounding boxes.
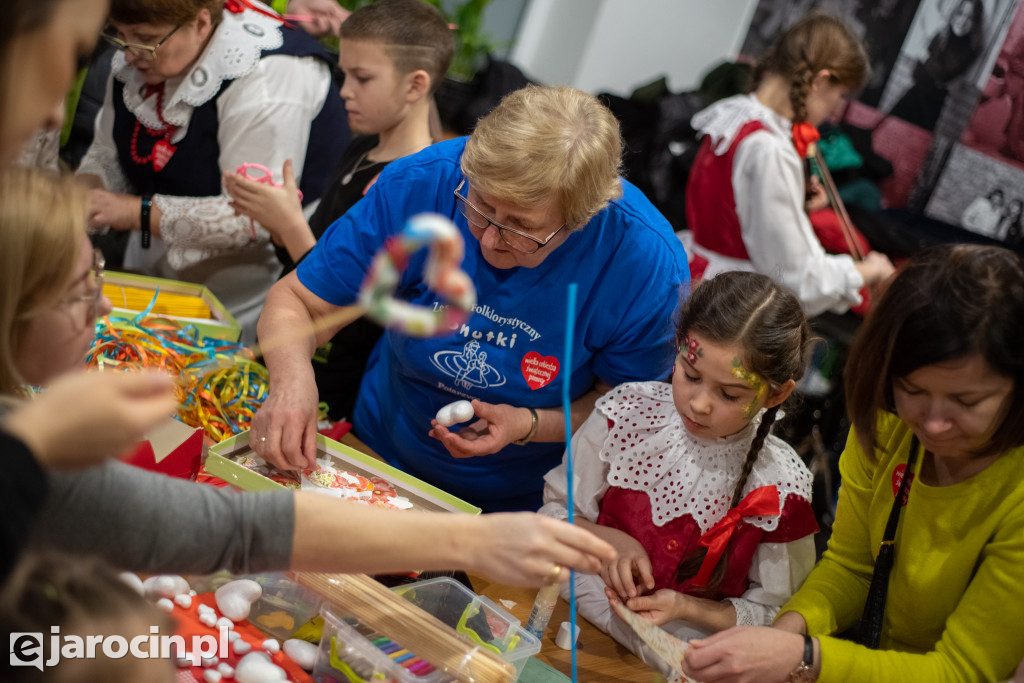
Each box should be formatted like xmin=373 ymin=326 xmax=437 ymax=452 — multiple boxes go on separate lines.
xmin=2 ymin=370 xmax=177 ymax=469
xmin=249 ymin=369 xmax=320 ymax=471
xmin=470 ymin=513 xmax=616 ymax=587
xmin=428 ymin=399 xmax=534 ymax=458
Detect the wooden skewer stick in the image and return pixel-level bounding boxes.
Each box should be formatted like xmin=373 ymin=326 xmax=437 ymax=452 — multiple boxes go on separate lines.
xmin=295 ymin=572 xmax=516 ymax=683
xmin=812 ymin=146 xmax=865 ymax=261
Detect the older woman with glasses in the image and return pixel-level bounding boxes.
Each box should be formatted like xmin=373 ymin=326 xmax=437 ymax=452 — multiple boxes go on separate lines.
xmin=251 ymin=85 xmax=690 ymax=512
xmin=77 ymin=0 xmax=348 ymax=343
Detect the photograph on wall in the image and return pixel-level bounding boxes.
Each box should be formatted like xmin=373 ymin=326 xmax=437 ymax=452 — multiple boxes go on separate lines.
xmin=923 ymin=142 xmax=1024 ymax=246
xmin=739 ymin=0 xmax=924 ymax=108
xmin=875 ymin=0 xmax=1017 ymax=133
xmin=959 ymin=0 xmax=1024 ymax=167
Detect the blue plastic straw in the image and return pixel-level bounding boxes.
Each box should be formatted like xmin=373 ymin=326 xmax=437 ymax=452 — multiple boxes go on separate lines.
xmin=562 ymin=283 xmax=578 ymax=682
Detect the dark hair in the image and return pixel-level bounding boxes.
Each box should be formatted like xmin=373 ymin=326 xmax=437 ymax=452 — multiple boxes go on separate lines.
xmin=752 ymin=12 xmax=869 ymax=123
xmin=845 ymin=244 xmax=1024 ymax=459
xmin=340 ymin=0 xmax=454 ymax=97
xmin=674 ymin=271 xmax=812 ymax=593
xmin=0 ymin=551 xmax=173 ymax=683
xmin=109 ymin=0 xmax=225 ymax=29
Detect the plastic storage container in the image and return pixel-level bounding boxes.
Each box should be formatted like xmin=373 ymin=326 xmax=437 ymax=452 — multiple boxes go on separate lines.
xmin=312 ymin=577 xmax=540 ymax=682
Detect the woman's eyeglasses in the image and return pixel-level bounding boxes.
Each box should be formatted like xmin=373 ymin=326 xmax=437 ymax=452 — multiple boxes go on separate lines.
xmin=60 ymin=249 xmax=106 ymax=332
xmin=101 ymin=24 xmax=182 ymax=61
xmin=454 ymin=179 xmax=565 ymax=254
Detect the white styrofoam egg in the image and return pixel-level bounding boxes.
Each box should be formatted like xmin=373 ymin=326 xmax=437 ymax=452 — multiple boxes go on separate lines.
xmin=215 ymin=579 xmax=262 ymax=622
xmin=143 ymin=575 xmax=190 ymax=600
xmin=282 ymin=639 xmax=318 ymax=671
xmin=435 ymin=399 xmax=474 ymax=426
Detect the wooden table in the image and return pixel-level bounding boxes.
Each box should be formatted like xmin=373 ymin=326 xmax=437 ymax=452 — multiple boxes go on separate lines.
xmin=467 ymin=573 xmax=654 ymax=682
xmin=338 ymin=433 xmax=655 ymax=682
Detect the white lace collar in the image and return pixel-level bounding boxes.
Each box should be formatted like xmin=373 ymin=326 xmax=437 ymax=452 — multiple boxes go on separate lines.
xmin=691 ymin=93 xmax=793 ymax=156
xmin=597 ymin=381 xmax=813 ymax=533
xmin=113 ymin=2 xmax=284 ymax=136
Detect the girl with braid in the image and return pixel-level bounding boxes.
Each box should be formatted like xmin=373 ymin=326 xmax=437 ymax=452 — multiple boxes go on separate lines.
xmin=540 ymin=271 xmax=818 ymax=675
xmin=683 ymin=12 xmax=894 ymax=317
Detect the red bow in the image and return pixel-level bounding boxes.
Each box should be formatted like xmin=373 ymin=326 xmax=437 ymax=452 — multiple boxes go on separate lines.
xmin=224 ymin=0 xmax=295 ymax=27
xmin=791 ymin=122 xmax=820 ymax=159
xmin=692 ymin=485 xmax=780 ymax=587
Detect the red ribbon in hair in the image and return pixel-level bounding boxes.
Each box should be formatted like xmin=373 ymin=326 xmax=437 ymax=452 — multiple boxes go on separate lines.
xmin=224 ymin=0 xmax=295 ymax=27
xmin=791 ymin=122 xmax=820 ymax=159
xmin=692 ymin=485 xmax=780 ymax=587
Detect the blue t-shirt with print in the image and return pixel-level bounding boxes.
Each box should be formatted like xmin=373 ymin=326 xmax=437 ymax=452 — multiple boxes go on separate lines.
xmin=298 ymin=138 xmax=689 ymax=511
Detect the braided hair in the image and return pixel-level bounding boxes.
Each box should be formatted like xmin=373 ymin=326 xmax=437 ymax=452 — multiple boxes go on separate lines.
xmin=674 ymin=272 xmax=813 ymax=594
xmin=751 ymin=12 xmax=869 ymax=124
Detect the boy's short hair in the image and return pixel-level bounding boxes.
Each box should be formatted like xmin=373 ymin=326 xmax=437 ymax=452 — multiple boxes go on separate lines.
xmin=340 ymin=0 xmax=454 ymax=95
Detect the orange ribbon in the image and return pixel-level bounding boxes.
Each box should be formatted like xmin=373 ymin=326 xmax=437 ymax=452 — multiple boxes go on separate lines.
xmin=692 ymin=485 xmax=780 ymax=587
xmin=791 ymin=122 xmax=820 ymax=159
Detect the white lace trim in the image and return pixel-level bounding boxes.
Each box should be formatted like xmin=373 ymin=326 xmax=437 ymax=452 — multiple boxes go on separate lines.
xmin=77 ymin=148 xmax=133 ymax=193
xmin=113 ymin=2 xmax=284 ymax=137
xmin=596 ymin=382 xmax=812 ymax=533
xmin=691 ymin=94 xmax=793 ymax=156
xmin=725 ymin=597 xmax=777 ymax=626
xmin=155 ymin=194 xmax=268 ymax=270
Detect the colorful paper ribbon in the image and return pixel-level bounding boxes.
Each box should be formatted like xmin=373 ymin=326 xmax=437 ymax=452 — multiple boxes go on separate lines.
xmin=86 ymin=291 xmax=269 ymax=442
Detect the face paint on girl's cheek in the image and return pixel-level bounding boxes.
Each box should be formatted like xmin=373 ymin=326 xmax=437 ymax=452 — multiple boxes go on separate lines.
xmin=732 ymin=358 xmax=769 ymax=420
xmin=682 ymin=334 xmax=703 ymax=366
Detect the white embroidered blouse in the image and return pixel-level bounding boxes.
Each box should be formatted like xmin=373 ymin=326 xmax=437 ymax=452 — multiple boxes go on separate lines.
xmin=540 ymin=381 xmax=817 ymax=626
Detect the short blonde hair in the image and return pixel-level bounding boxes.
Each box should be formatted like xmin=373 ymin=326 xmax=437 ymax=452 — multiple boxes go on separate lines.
xmin=0 ymin=167 xmax=86 ymax=395
xmin=461 ymin=85 xmax=623 ymax=231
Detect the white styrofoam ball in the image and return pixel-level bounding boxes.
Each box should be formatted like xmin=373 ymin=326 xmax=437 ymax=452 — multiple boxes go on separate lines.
xmin=143 ymin=575 xmax=191 ymax=600
xmin=282 ymin=639 xmax=318 ymax=671
xmin=235 ymin=652 xmax=286 ymax=683
xmin=435 ymin=399 xmax=474 ymax=426
xmin=155 ymin=598 xmax=174 ymax=612
xmin=261 ymin=639 xmax=280 ymax=654
xmin=174 ymin=594 xmax=193 ymax=609
xmin=215 ymin=579 xmax=263 ymax=622
xmin=215 ymin=617 xmax=234 ymax=632
xmin=217 ymin=663 xmax=234 ymax=677
xmin=233 ymin=639 xmax=252 ymax=655
xmin=199 ymin=613 xmax=218 ymax=628
xmin=203 ymin=670 xmax=222 ymax=683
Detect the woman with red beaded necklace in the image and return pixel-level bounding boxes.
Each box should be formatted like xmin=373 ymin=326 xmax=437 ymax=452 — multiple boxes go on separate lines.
xmin=77 ymin=0 xmax=349 ymax=343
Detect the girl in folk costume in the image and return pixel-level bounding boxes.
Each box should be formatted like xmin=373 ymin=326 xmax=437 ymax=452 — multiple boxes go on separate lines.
xmin=540 ymin=271 xmax=818 ymax=675
xmin=683 ymin=13 xmax=893 ymax=317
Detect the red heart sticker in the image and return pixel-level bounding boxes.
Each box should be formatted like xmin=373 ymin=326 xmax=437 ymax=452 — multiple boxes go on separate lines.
xmin=892 ymin=464 xmax=914 ymax=506
xmin=521 ymin=352 xmax=559 ymax=390
xmin=152 ymin=139 xmax=177 ymax=172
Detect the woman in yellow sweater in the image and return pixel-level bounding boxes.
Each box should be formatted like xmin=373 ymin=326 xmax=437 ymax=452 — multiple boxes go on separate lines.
xmin=681 ymin=243 xmax=1024 ymax=682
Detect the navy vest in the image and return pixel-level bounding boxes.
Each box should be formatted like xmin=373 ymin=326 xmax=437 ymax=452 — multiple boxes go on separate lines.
xmin=111 ymin=22 xmax=348 ymax=204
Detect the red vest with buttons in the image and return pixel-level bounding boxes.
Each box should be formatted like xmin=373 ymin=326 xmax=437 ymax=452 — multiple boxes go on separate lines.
xmin=685 ymin=121 xmax=767 ymax=279
xmin=597 ymin=486 xmax=817 ymax=598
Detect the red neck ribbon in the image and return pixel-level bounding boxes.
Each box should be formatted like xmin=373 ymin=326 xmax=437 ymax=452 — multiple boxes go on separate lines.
xmin=692 ymin=485 xmax=780 ymax=587
xmin=791 ymin=122 xmax=820 ymax=159
xmin=224 ymin=0 xmax=295 ymax=27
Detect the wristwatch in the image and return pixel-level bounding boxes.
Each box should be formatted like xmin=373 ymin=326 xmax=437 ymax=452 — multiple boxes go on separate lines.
xmin=789 ymin=634 xmax=817 ymax=682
